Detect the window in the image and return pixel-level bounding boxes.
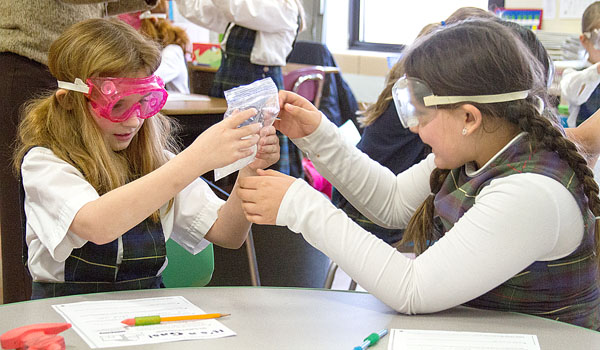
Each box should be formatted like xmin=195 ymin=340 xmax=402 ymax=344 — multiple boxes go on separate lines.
xmin=349 ymin=0 xmax=497 ymax=52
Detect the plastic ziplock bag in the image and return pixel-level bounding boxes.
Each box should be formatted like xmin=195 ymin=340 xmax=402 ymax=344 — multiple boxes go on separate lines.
xmin=214 ymin=77 xmax=280 ymax=181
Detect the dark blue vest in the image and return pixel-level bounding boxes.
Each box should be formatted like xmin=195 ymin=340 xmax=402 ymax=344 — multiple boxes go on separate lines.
xmin=434 ymin=135 xmax=600 ymax=330
xmin=31 ymin=218 xmax=166 ymax=299
xmin=210 ymin=24 xmax=283 ymax=99
xmin=577 ymin=83 xmax=600 ymax=125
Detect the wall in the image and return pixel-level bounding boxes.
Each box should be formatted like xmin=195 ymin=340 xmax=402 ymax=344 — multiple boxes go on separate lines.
xmin=325 ymin=1 xmax=589 ymax=104
xmin=505 ymin=0 xmax=588 ymax=34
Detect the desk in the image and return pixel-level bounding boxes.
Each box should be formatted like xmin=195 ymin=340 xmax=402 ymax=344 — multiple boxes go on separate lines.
xmin=283 ymin=62 xmax=340 ymax=75
xmin=0 ymin=287 xmax=597 ymax=349
xmin=187 ymin=63 xmax=340 ymax=95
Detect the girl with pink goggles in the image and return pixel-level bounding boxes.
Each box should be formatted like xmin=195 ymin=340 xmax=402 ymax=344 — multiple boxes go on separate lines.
xmin=57 ymin=75 xmax=168 ymax=122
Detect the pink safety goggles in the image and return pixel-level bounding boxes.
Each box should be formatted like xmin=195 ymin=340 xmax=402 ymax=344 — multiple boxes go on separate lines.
xmin=57 ymin=75 xmax=168 ymax=122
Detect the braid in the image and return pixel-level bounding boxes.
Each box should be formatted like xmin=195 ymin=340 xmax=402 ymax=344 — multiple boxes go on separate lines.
xmin=396 ymin=168 xmax=450 ymax=255
xmin=512 ymin=102 xmax=600 ymax=262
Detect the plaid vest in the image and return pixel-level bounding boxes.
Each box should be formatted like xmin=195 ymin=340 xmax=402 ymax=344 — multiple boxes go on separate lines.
xmin=434 ymin=134 xmax=600 ymax=330
xmin=32 ymin=218 xmax=166 ymax=299
xmin=210 ymin=24 xmax=283 ymax=98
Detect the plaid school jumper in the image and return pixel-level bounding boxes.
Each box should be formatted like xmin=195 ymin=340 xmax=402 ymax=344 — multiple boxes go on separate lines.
xmin=433 ymin=134 xmax=600 ymax=330
xmin=31 ymin=218 xmax=166 ymax=298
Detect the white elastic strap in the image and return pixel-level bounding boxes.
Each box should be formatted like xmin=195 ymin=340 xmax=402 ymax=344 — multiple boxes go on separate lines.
xmin=139 ymin=11 xmax=167 ymax=20
xmin=423 ymin=90 xmax=529 ymax=106
xmin=57 ymin=78 xmax=89 ymax=94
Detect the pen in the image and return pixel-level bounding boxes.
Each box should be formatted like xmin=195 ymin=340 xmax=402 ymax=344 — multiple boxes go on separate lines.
xmin=121 ymin=313 xmax=230 ymax=326
xmin=353 ymin=329 xmax=388 ymax=350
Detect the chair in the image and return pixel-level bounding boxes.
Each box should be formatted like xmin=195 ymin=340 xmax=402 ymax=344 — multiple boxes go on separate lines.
xmin=283 ymin=66 xmax=325 ymax=108
xmin=323 ymin=260 xmax=357 ymax=291
xmin=162 ymin=241 xmax=214 ymax=287
xmin=287 ymin=41 xmax=360 ymax=129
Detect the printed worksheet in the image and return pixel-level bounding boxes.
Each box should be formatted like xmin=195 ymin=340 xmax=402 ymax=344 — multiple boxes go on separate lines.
xmin=388 ymin=329 xmax=540 ymax=350
xmin=52 ymin=296 xmax=235 ymax=348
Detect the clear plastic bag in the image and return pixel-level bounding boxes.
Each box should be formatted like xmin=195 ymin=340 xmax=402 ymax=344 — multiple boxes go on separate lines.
xmin=214 ymin=77 xmax=280 ymax=181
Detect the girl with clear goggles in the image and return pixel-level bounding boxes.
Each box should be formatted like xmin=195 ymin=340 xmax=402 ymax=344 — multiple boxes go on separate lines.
xmin=391 ymin=76 xmax=529 ymax=128
xmin=57 ymin=75 xmax=168 ymax=122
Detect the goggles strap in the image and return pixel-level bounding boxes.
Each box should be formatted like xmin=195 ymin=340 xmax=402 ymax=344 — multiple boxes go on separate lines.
xmin=423 ymin=90 xmax=529 ymax=106
xmin=139 ymin=11 xmax=167 ymax=20
xmin=57 ymin=78 xmax=90 ymax=94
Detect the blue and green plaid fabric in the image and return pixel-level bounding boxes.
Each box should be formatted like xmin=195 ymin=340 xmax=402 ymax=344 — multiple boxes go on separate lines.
xmin=434 ymin=134 xmax=600 ymax=330
xmin=32 ymin=218 xmax=166 ymax=299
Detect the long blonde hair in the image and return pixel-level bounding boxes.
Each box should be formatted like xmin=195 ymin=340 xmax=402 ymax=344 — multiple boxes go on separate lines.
xmin=14 ymin=18 xmax=180 ymax=221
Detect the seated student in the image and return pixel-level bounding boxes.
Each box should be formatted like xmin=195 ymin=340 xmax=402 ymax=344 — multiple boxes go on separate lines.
xmin=561 ymin=1 xmax=600 ymax=127
xmin=119 ymin=1 xmax=191 ymax=94
xmin=333 ymin=16 xmax=556 ymax=246
xmin=238 ymin=19 xmax=600 ymax=330
xmin=13 ymin=18 xmax=279 ymax=299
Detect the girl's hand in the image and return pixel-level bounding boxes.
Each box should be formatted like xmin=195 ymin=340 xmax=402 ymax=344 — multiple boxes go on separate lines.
xmin=248 ymin=125 xmax=280 ymax=170
xmin=190 ymin=108 xmax=260 ymax=171
xmin=237 ymin=169 xmax=295 ymax=225
xmin=276 ymin=90 xmax=322 ymax=139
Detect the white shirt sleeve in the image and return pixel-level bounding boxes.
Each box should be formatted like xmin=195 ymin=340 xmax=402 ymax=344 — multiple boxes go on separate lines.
xmin=281 ymin=118 xmax=584 ymax=314
xmin=155 ymin=45 xmax=184 ymax=86
xmin=154 ymin=45 xmax=190 ymax=94
xmin=160 ymin=153 xmax=225 ymax=255
xmin=212 ymin=0 xmax=299 ymax=33
xmin=22 ymin=147 xmax=97 ymax=262
xmin=172 ymin=0 xmax=229 ymax=33
xmin=560 ymin=63 xmax=600 ymax=106
xmin=174 ymin=0 xmax=299 ymax=66
xmin=292 ymin=115 xmax=433 ymax=229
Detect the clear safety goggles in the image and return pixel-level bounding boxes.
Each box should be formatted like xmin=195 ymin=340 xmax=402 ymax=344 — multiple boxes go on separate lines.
xmin=57 ymin=75 xmax=168 ymax=122
xmin=583 ymin=28 xmax=600 ymax=50
xmin=391 ymin=76 xmax=529 ymax=128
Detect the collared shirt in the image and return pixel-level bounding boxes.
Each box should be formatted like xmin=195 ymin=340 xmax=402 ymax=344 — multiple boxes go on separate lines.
xmin=173 ymin=0 xmax=300 ymax=66
xmin=281 ymin=114 xmax=584 ymax=315
xmin=22 ymin=147 xmax=223 ymax=282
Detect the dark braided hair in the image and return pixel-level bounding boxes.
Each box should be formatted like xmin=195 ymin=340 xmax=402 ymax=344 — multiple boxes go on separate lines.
xmin=395 ymin=19 xmax=600 ymax=261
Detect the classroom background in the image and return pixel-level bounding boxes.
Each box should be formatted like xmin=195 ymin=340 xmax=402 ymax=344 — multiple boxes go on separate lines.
xmin=0 ymin=0 xmax=595 ymax=303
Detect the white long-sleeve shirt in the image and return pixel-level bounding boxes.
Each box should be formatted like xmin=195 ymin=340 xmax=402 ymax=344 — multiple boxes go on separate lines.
xmin=22 ymin=147 xmax=223 ymax=282
xmin=560 ymin=61 xmax=600 ymax=126
xmin=279 ymin=115 xmax=584 ymax=314
xmin=155 ymin=44 xmax=190 ymax=94
xmin=173 ymin=0 xmax=300 ymax=66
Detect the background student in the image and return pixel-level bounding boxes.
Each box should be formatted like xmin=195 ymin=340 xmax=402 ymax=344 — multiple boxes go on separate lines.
xmin=561 ymin=1 xmax=600 ymax=127
xmin=173 ymin=0 xmax=306 ymax=178
xmin=13 ymin=18 xmax=279 ymax=299
xmin=238 ymin=19 xmax=600 ymax=330
xmin=333 ymin=11 xmax=556 ymax=246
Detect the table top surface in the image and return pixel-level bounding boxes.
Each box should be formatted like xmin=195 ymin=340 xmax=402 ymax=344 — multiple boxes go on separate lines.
xmin=188 ymin=62 xmax=340 ymax=75
xmin=161 ymin=94 xmax=227 ymax=115
xmin=0 ymin=287 xmax=598 ymax=350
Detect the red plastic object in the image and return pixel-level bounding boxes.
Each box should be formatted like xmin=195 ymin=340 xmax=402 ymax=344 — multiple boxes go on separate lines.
xmin=1 ymin=323 xmax=71 ymax=350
